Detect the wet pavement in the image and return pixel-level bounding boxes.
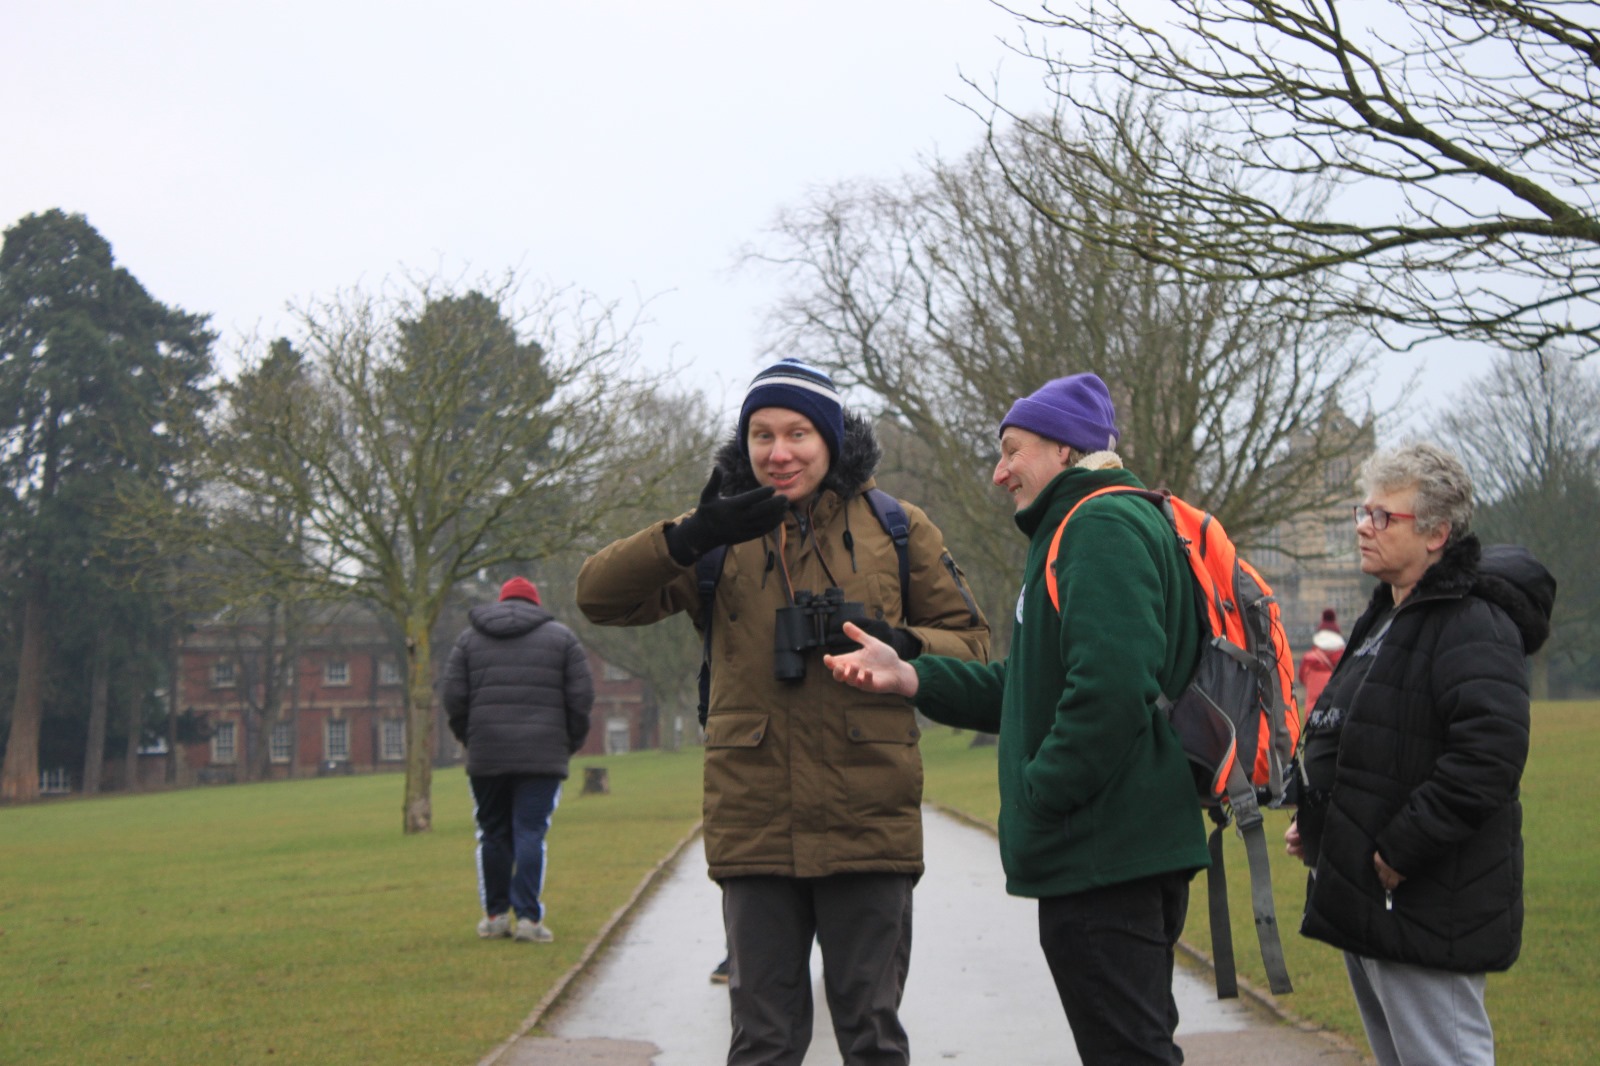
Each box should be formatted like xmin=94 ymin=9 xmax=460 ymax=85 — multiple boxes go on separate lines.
xmin=484 ymin=808 xmax=1369 ymax=1065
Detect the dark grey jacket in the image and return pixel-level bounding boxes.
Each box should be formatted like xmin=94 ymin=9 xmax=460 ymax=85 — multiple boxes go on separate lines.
xmin=441 ymin=600 xmax=594 ymax=778
xmin=1300 ymin=537 xmax=1555 ymax=973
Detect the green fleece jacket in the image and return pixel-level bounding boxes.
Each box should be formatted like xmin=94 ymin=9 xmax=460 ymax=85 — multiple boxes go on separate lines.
xmin=914 ymin=465 xmax=1209 ymax=898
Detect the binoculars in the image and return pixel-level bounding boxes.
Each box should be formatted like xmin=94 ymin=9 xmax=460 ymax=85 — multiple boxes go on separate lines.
xmin=773 ymin=587 xmax=868 ymax=682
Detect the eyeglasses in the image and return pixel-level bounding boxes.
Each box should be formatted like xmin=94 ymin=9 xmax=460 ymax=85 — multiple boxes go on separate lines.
xmin=1353 ymin=505 xmax=1416 ymax=531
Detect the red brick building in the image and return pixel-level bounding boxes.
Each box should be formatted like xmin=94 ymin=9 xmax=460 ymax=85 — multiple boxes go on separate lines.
xmin=176 ymin=608 xmax=655 ymax=784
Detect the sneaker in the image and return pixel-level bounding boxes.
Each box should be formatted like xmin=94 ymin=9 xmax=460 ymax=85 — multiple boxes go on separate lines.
xmin=477 ymin=913 xmax=511 ymax=939
xmin=710 ymin=957 xmax=730 ymax=984
xmin=513 ymin=918 xmax=554 ymax=943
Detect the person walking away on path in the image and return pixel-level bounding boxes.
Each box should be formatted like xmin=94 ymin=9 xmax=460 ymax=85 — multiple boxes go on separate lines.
xmin=1297 ymin=608 xmax=1345 ymax=711
xmin=1285 ymin=442 xmax=1554 ymax=1066
xmin=442 ymin=576 xmax=594 ymax=944
xmin=576 ymin=357 xmax=990 ymax=1066
xmin=825 ymin=372 xmax=1209 ymax=1066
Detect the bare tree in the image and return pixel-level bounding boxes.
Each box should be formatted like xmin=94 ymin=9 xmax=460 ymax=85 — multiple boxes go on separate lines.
xmin=536 ymin=389 xmax=723 ymax=751
xmin=755 ymin=101 xmax=1379 ymax=641
xmin=991 ymin=0 xmax=1600 ymax=356
xmin=200 ymin=275 xmax=669 ymax=833
xmin=1433 ymin=351 xmax=1600 ymax=694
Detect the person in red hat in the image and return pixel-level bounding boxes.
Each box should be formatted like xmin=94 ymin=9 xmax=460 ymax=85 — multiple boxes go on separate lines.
xmin=1298 ymin=608 xmax=1346 ymax=711
xmin=441 ymin=576 xmax=593 ymax=944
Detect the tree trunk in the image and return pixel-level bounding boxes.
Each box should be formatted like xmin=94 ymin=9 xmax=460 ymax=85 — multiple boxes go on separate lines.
xmin=402 ymin=613 xmax=435 ymax=834
xmin=286 ymin=651 xmax=302 ymax=779
xmin=165 ymin=628 xmax=182 ymax=786
xmin=82 ymin=627 xmax=111 ymax=794
xmin=1 ymin=576 xmax=49 ymax=803
xmin=124 ymin=650 xmax=145 ymax=793
xmin=247 ymin=605 xmax=283 ymax=782
xmin=1530 ymin=653 xmax=1551 ymax=702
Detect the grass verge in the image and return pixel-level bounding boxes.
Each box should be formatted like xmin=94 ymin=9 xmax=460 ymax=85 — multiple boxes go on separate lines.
xmin=918 ymin=701 xmax=1600 ymax=1065
xmin=0 ymin=750 xmax=702 ymax=1066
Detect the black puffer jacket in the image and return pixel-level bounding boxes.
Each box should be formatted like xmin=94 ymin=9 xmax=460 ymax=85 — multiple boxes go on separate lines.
xmin=440 ymin=600 xmax=595 ymax=778
xmin=1300 ymin=536 xmax=1555 ymax=972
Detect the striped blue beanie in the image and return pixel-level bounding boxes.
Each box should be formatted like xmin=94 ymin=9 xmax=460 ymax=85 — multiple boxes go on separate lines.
xmin=738 ymin=358 xmax=845 ymax=459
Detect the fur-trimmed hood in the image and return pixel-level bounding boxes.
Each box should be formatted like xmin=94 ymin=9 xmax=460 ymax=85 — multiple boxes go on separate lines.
xmin=711 ymin=408 xmax=882 ymax=500
xmin=1382 ymin=534 xmax=1556 ymax=654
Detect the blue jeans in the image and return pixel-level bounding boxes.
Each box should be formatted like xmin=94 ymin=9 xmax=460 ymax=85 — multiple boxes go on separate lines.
xmin=471 ymin=774 xmax=562 ymax=922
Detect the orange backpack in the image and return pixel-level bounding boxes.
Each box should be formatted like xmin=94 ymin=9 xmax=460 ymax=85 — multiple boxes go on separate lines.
xmin=1047 ymin=486 xmax=1301 ymax=998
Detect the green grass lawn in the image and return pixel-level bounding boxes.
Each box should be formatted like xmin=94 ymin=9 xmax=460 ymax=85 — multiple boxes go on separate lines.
xmin=5 ymin=705 xmax=1593 ymax=1065
xmin=919 ymin=701 xmax=1600 ymax=1066
xmin=0 ymin=751 xmax=702 ymax=1066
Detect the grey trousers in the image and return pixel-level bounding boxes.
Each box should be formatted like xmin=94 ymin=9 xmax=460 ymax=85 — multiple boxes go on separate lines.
xmin=721 ymin=873 xmax=915 ymax=1066
xmin=1345 ymin=952 xmax=1495 ymax=1066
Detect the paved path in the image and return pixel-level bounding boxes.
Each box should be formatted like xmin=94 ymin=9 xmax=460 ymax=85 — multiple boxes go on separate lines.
xmin=488 ymin=808 xmax=1368 ymax=1065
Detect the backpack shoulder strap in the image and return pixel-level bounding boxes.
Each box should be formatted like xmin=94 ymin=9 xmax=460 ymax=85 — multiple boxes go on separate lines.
xmin=863 ymin=488 xmax=912 ymax=618
xmin=1044 ymin=486 xmax=1165 ymax=611
xmin=694 ymin=545 xmax=729 ymax=726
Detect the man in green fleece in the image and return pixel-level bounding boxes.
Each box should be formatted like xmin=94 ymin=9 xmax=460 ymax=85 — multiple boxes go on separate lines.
xmin=825 ymin=372 xmax=1209 ymax=1065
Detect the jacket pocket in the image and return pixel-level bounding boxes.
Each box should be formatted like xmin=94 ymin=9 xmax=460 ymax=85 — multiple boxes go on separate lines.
xmin=703 ymin=712 xmax=779 ymax=827
xmin=841 ymin=707 xmax=922 ymax=820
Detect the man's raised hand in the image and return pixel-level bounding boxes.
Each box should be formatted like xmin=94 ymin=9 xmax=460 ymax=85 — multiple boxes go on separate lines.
xmin=666 ymin=468 xmax=790 ymax=563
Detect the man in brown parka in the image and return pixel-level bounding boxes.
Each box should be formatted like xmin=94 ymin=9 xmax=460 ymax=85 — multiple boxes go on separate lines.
xmin=576 ymin=358 xmax=989 ymax=1066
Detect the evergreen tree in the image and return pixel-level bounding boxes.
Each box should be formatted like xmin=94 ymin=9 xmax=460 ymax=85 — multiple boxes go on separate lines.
xmin=0 ymin=210 xmax=213 ymax=802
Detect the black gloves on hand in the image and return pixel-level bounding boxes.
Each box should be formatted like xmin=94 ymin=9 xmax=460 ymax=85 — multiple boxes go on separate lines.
xmin=665 ymin=468 xmax=790 ymax=565
xmin=856 ymin=617 xmax=922 ymax=661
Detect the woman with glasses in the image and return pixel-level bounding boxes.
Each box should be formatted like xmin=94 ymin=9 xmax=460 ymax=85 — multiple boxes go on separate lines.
xmin=1284 ymin=441 xmax=1554 ymax=1066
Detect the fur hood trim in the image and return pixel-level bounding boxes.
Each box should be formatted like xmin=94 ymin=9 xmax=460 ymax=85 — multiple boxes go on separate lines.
xmin=1073 ymin=450 xmax=1123 ymax=471
xmin=712 ymin=409 xmax=882 ymax=499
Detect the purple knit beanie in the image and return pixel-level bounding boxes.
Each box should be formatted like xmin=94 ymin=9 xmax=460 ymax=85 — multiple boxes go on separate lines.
xmin=999 ymin=373 xmax=1119 ymax=453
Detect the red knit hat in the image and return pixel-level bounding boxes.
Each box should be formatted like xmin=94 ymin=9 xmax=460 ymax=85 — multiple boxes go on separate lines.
xmin=499 ymin=577 xmax=541 ymax=605
xmin=1316 ymin=608 xmax=1340 ymax=635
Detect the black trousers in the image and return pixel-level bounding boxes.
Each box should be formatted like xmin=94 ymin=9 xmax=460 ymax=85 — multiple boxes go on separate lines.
xmin=721 ymin=873 xmax=914 ymax=1066
xmin=1038 ymin=870 xmax=1191 ymax=1066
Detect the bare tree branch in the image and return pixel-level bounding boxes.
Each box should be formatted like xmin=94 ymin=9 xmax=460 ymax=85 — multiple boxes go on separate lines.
xmin=987 ymin=0 xmax=1600 ymax=354
xmin=753 ymin=99 xmax=1382 ymax=645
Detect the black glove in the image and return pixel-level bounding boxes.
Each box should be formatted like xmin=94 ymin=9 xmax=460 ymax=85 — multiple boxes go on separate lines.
xmin=856 ymin=617 xmax=922 ymax=661
xmin=664 ymin=468 xmax=789 ymax=565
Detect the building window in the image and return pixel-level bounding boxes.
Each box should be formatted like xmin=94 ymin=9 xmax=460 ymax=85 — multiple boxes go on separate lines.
xmin=602 ymin=661 xmax=631 ymax=683
xmin=378 ymin=659 xmax=403 ymax=686
xmin=211 ymin=660 xmax=236 ymax=688
xmin=212 ymin=720 xmax=238 ymax=764
xmin=269 ymin=721 xmax=294 ymax=764
xmin=324 ymin=660 xmax=349 ymax=686
xmin=379 ymin=719 xmax=405 ymax=761
xmin=325 ymin=719 xmax=349 ymax=762
xmin=1324 ymin=519 xmax=1355 ymax=562
xmin=605 ymin=718 xmax=630 ymax=755
xmin=1324 ymin=456 xmax=1354 ymax=493
xmin=40 ymin=768 xmax=72 ymax=794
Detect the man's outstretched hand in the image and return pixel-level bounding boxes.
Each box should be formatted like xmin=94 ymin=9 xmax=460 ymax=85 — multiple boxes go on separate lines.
xmin=824 ymin=622 xmax=919 ymax=697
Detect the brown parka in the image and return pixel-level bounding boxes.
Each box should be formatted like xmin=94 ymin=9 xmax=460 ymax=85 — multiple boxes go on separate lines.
xmin=576 ymin=415 xmax=989 ymax=880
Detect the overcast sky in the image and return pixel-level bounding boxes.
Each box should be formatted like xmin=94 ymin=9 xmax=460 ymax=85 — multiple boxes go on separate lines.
xmin=4 ymin=0 xmax=1488 ymax=427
